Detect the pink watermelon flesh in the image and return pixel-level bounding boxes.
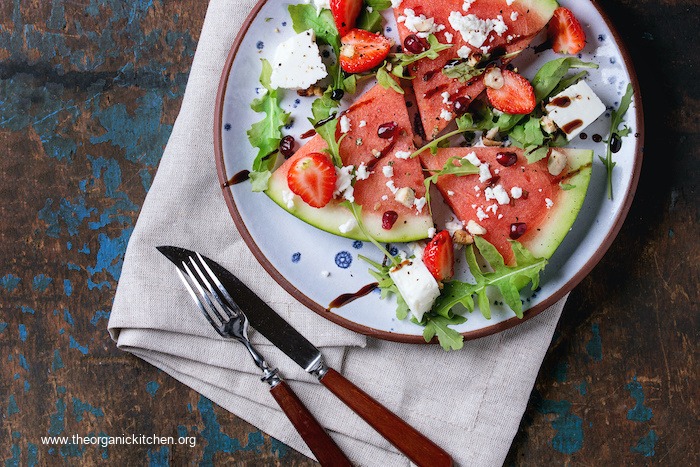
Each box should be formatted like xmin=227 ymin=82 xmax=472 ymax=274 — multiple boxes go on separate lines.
xmin=420 ymin=146 xmax=592 ymax=265
xmin=394 ymin=0 xmax=558 ymax=140
xmin=267 ymin=83 xmax=433 ymax=242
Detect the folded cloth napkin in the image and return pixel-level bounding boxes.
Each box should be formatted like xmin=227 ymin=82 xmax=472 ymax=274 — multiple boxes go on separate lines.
xmin=109 ymin=0 xmax=566 ymax=465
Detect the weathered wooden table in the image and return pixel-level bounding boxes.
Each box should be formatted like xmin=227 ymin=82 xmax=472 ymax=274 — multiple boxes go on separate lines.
xmin=1 ymin=0 xmax=697 ymax=465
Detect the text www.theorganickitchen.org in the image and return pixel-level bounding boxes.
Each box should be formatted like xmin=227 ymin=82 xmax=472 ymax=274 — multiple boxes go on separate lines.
xmin=41 ymin=434 xmax=196 ymax=449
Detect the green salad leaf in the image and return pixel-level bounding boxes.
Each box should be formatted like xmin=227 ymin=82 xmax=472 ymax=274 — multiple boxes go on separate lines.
xmin=365 ymin=0 xmax=392 ymax=9
xmin=288 ymin=4 xmax=340 ymax=49
xmin=361 ymin=255 xmax=409 ymax=319
xmin=600 ymin=83 xmax=634 ymax=199
xmin=376 ymin=35 xmax=452 ymax=94
xmin=433 ymin=237 xmax=547 ymax=320
xmin=342 ymin=201 xmax=400 ymax=266
xmin=422 ymin=314 xmax=468 ymax=351
xmin=247 ymin=59 xmax=290 ymax=191
xmin=316 ymin=116 xmax=345 ymax=168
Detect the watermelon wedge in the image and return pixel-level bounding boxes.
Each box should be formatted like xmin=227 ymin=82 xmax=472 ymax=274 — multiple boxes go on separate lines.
xmin=420 ymin=146 xmax=592 ymax=264
xmin=267 ymin=83 xmax=433 ymax=242
xmin=394 ymin=0 xmax=558 ymax=140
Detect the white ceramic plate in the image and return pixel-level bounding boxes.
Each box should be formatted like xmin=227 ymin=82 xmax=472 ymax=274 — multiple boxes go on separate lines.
xmin=215 ymin=0 xmax=643 ymax=342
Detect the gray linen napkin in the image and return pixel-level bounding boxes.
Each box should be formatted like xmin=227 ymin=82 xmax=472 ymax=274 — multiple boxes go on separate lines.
xmin=108 ymin=0 xmax=566 ymax=465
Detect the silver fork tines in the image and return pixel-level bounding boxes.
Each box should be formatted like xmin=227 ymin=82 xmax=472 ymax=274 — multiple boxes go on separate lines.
xmin=176 ymin=253 xmax=280 ymax=386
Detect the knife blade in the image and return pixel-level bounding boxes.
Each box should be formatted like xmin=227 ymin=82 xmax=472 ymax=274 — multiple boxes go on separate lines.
xmin=163 ymin=247 xmax=453 ymax=467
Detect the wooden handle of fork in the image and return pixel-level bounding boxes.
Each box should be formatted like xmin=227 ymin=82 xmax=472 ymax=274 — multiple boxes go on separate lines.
xmin=269 ymin=380 xmax=352 ymax=467
xmin=319 ymin=368 xmax=452 ymax=467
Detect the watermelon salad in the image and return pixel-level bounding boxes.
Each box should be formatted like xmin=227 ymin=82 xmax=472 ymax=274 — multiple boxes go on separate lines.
xmin=244 ymin=0 xmax=634 ymax=350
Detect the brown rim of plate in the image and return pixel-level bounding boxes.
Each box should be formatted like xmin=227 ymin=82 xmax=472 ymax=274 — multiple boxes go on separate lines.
xmin=213 ymin=0 xmax=644 ymax=344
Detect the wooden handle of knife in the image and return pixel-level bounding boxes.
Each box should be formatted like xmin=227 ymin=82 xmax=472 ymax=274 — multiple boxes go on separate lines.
xmin=269 ymin=380 xmax=352 ymax=467
xmin=319 ymin=368 xmax=452 ymax=467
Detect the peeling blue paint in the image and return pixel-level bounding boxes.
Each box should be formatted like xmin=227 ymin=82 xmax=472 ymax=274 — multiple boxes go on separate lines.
xmin=90 ymin=310 xmax=111 ymax=326
xmin=0 ymin=322 xmax=7 ymax=333
xmin=64 ymin=309 xmax=75 ymax=327
xmin=27 ymin=442 xmax=38 ymax=466
xmin=7 ymin=394 xmax=20 ymax=415
xmin=147 ymin=446 xmax=170 ymax=466
xmin=631 ymin=429 xmax=657 ymax=457
xmin=52 ymin=349 xmax=65 ymax=371
xmin=586 ymin=323 xmax=602 ymax=362
xmin=198 ymin=396 xmax=265 ymax=464
xmin=24 ymin=380 xmax=30 ymax=393
xmin=86 ymin=228 xmax=134 ymax=285
xmin=146 ymin=381 xmax=160 ymax=397
xmin=64 ymin=279 xmax=73 ymax=297
xmin=38 ymin=197 xmax=96 ymax=238
xmin=49 ymin=396 xmax=67 ymax=436
xmin=626 ymin=376 xmax=652 ymax=422
xmin=33 ymin=274 xmax=53 ymax=292
xmin=552 ymin=361 xmax=568 ymax=383
xmin=1 ymin=274 xmax=21 ymax=291
xmin=18 ymin=324 xmax=27 ymax=342
xmin=6 ymin=442 xmax=20 ymax=466
xmin=72 ymin=397 xmax=105 ymax=421
xmin=577 ymin=381 xmax=588 ymax=396
xmin=21 ymin=306 xmax=35 ymax=315
xmin=270 ymin=437 xmax=289 ymax=459
xmin=535 ymin=393 xmax=584 ymax=455
xmin=69 ymin=335 xmax=89 ymax=355
xmin=18 ymin=354 xmax=30 ymax=371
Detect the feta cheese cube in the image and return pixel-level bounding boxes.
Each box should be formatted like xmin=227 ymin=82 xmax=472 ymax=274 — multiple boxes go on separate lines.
xmin=340 ymin=115 xmax=352 ymax=133
xmin=389 ymin=259 xmax=441 ymax=322
xmin=545 ymin=80 xmax=606 ymax=140
xmin=270 ymin=30 xmax=328 ymax=90
xmin=338 ymin=218 xmax=358 ymax=234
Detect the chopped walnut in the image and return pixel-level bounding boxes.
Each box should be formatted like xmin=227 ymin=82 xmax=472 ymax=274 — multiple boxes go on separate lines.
xmin=452 ymin=229 xmax=474 ymax=245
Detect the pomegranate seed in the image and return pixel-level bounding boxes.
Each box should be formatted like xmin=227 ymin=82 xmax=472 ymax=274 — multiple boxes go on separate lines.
xmin=403 ymin=34 xmax=427 ymax=54
xmin=452 ymin=96 xmax=471 ymax=116
xmin=377 ymin=121 xmax=398 ymax=139
xmin=382 ymin=211 xmax=399 ymax=230
xmin=510 ymin=222 xmax=528 ymax=239
xmin=496 ymin=151 xmax=517 ymax=167
xmin=280 ymin=135 xmax=296 ymax=158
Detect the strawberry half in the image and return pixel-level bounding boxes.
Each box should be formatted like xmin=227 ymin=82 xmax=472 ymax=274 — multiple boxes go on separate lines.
xmin=423 ymin=231 xmax=454 ymax=282
xmin=486 ymin=69 xmax=536 ymax=115
xmin=339 ymin=29 xmax=391 ymax=74
xmin=330 ymin=0 xmax=363 ymax=37
xmin=548 ymin=7 xmax=586 ymax=55
xmin=287 ymin=153 xmax=337 ymax=208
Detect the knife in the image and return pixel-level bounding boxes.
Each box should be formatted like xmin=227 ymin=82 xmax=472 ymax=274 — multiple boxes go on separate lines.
xmin=158 ymin=246 xmax=351 ymax=466
xmin=162 ymin=247 xmax=453 ymax=467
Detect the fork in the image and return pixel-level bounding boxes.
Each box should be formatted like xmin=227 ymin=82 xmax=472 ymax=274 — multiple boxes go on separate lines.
xmin=169 ymin=250 xmax=351 ymax=466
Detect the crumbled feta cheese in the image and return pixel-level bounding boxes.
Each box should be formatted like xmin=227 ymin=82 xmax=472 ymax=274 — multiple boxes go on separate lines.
xmin=427 ymin=227 xmax=437 ymax=238
xmin=492 ymin=184 xmax=511 ymax=205
xmin=356 ymin=163 xmax=370 ymax=180
xmin=386 ymin=180 xmax=399 ymax=194
xmin=398 ymin=9 xmax=446 ymax=38
xmin=457 ymin=46 xmax=471 ymax=59
xmin=282 ymin=190 xmax=296 ymax=209
xmin=334 ymin=165 xmax=355 ymax=202
xmin=466 ymin=220 xmax=487 ymax=235
xmin=485 ymin=203 xmax=498 ymax=214
xmin=395 ymin=187 xmax=416 ymax=207
xmin=462 ymin=0 xmax=475 ymax=11
xmin=320 ymin=270 xmax=330 ymax=277
xmin=391 ymin=0 xmax=403 ymax=8
xmin=506 ymin=0 xmax=516 ymax=5
xmin=464 ymin=151 xmax=482 ymax=166
xmin=366 ymin=6 xmax=373 ymax=13
xmin=414 ymin=196 xmax=427 ymax=213
xmin=441 ymin=91 xmax=452 ymax=105
xmin=476 ymin=207 xmax=489 ymax=221
xmin=340 ymin=115 xmax=351 ymax=133
xmin=511 ymin=186 xmax=523 ymax=199
xmin=339 ymin=218 xmax=358 ymax=234
xmin=445 ymin=217 xmax=465 ymax=236
xmin=545 ymin=80 xmax=607 ymax=140
xmin=389 ymin=259 xmax=441 ymax=322
xmin=510 ymin=11 xmax=519 ymax=21
xmin=382 ymin=165 xmax=394 ymax=178
xmin=270 ymin=30 xmax=328 ymax=90
xmin=444 ymin=31 xmax=454 ymax=43
xmin=447 ymin=190 xmax=455 ymax=196
xmin=545 ymin=198 xmax=554 ymax=209
xmin=448 ymin=12 xmax=508 ymax=49
xmin=359 ymin=120 xmax=367 ymax=128
xmin=440 ymin=108 xmax=454 ymax=121
xmin=479 ymin=163 xmax=492 ymax=182
xmin=395 ymin=150 xmax=411 ymax=159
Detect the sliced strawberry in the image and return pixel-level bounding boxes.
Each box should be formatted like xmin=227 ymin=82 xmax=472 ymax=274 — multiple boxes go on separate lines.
xmin=548 ymin=7 xmax=586 ymax=55
xmin=339 ymin=29 xmax=391 ymax=74
xmin=287 ymin=153 xmax=337 ymax=208
xmin=330 ymin=0 xmax=363 ymax=37
xmin=486 ymin=69 xmax=536 ymax=115
xmin=423 ymin=231 xmax=454 ymax=282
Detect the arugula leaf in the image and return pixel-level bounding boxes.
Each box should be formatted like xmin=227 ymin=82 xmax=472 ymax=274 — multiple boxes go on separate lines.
xmin=288 ymin=4 xmax=340 ymax=49
xmin=409 ymin=114 xmax=478 ymax=158
xmin=422 ymin=314 xmax=467 ymax=351
xmin=343 ymin=201 xmax=400 ymax=266
xmin=365 ymin=0 xmax=392 ymax=9
xmin=377 ymin=35 xmax=452 ymax=93
xmin=309 ymin=88 xmax=340 ymax=125
xmin=356 ymin=8 xmax=383 ymax=33
xmin=442 ymin=61 xmax=485 ymax=83
xmin=377 ymin=65 xmax=405 ymax=94
xmin=316 ymin=116 xmax=345 ymax=167
xmin=247 ymin=59 xmax=290 ymax=190
xmin=249 ymin=170 xmax=272 ymax=192
xmin=433 ymin=237 xmax=547 ymax=320
xmin=361 ymin=255 xmax=409 ymax=319
xmin=531 ymin=57 xmax=598 ymax=102
xmin=600 ymin=83 xmax=634 ymax=199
